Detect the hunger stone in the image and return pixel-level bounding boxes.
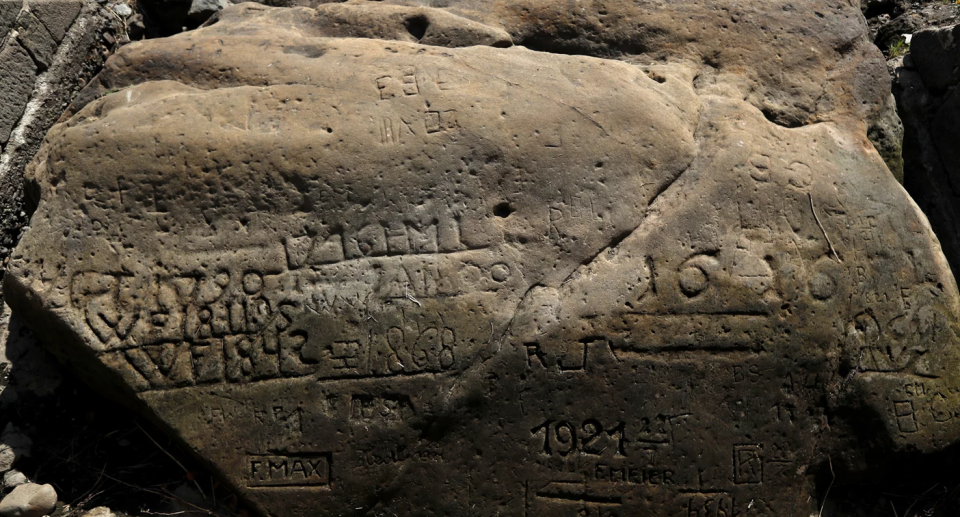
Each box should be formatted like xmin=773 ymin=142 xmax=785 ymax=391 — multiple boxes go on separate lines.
xmin=5 ymin=3 xmax=960 ymax=516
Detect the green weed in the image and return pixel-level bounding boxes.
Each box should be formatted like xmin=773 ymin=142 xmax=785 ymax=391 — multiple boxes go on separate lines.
xmin=889 ymin=38 xmax=910 ymax=58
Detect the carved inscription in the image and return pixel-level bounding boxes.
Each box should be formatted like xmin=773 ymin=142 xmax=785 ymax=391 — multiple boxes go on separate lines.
xmin=72 ymin=234 xmax=519 ymax=392
xmin=732 ymin=445 xmax=763 ymax=485
xmin=377 ymin=69 xmax=419 ymax=100
xmin=247 ymin=453 xmax=331 ymax=487
xmin=529 ymin=414 xmax=691 ymax=458
xmin=10 ymin=16 xmax=960 ymax=517
xmin=284 ymin=216 xmax=473 ymax=268
xmin=356 ymin=443 xmax=444 ymax=468
xmin=350 ymin=393 xmax=414 ymax=423
xmin=593 ymin=464 xmax=676 ymax=486
xmin=84 ymin=262 xmax=478 ymax=391
xmin=525 ymin=481 xmax=622 ymax=517
xmin=102 ymin=316 xmax=459 ymax=391
xmin=686 ymin=494 xmax=769 ymax=517
xmin=893 ymin=401 xmax=918 ymax=433
xmin=531 ymin=419 xmax=627 ymax=457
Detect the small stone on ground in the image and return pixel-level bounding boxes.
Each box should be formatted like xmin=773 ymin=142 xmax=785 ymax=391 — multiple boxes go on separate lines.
xmin=0 ymin=483 xmax=56 ymax=517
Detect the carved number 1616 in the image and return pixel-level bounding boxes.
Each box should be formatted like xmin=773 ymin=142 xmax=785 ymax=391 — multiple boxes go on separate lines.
xmin=530 ymin=419 xmax=627 ymax=457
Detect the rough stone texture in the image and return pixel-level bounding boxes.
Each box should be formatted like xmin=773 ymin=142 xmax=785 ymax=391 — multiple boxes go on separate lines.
xmin=0 ymin=1 xmax=22 ymax=39
xmin=79 ymin=507 xmax=113 ymax=517
xmin=896 ymin=25 xmax=960 ymax=280
xmin=0 ymin=42 xmax=37 ymax=146
xmin=869 ymin=1 xmax=959 ymax=46
xmin=868 ymin=92 xmax=904 ymax=182
xmin=0 ymin=1 xmax=121 ymax=278
xmin=27 ymin=0 xmax=82 ymax=43
xmin=150 ymin=0 xmax=905 ymax=175
xmin=286 ymin=3 xmax=512 ymax=48
xmin=0 ymin=483 xmax=56 ymax=517
xmin=1 ymin=471 xmax=27 ymax=490
xmin=6 ymin=4 xmax=960 ymax=516
xmin=230 ymin=0 xmax=904 ymax=175
xmin=16 ymin=11 xmax=58 ymax=72
xmin=187 ymin=0 xmax=229 ymax=24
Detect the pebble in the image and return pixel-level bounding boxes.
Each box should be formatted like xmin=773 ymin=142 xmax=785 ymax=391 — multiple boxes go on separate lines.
xmin=81 ymin=507 xmax=114 ymax=517
xmin=187 ymin=0 xmax=229 ymax=19
xmin=0 ymin=483 xmax=57 ymax=517
xmin=0 ymin=448 xmax=13 ymax=473
xmin=112 ymin=3 xmax=133 ymax=17
xmin=1 ymin=471 xmax=26 ymax=490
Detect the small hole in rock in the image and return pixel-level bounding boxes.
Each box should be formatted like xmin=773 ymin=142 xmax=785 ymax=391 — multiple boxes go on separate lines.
xmin=645 ymin=70 xmax=667 ymax=83
xmin=494 ymin=202 xmax=513 ymax=218
xmin=405 ymin=15 xmax=430 ymax=40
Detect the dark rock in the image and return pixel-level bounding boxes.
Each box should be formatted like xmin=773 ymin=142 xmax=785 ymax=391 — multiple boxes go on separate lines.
xmin=125 ymin=12 xmax=144 ymax=40
xmin=875 ymin=11 xmax=923 ymax=51
xmin=869 ymin=93 xmax=905 ymax=182
xmin=862 ymin=0 xmax=906 ymax=18
xmin=896 ymin=24 xmax=960 ymax=278
xmin=136 ymin=0 xmax=217 ymax=36
xmin=930 ymin=89 xmax=960 ymax=193
xmin=912 ymin=24 xmax=960 ymax=91
xmin=0 ymin=425 xmax=31 ymax=471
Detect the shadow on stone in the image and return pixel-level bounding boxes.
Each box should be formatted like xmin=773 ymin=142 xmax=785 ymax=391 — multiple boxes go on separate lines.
xmin=0 ymin=299 xmax=243 ymax=516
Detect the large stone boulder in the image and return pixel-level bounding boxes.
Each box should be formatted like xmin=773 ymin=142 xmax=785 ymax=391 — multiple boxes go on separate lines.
xmin=6 ymin=3 xmax=960 ymax=517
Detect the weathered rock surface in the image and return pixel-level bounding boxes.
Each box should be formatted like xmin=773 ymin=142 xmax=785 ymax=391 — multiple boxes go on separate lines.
xmin=233 ymin=0 xmax=904 ymax=176
xmin=0 ymin=483 xmax=56 ymax=517
xmin=895 ymin=24 xmax=960 ymax=279
xmin=79 ymin=507 xmax=113 ymax=517
xmin=6 ymin=3 xmax=960 ymax=517
xmin=1 ymin=471 xmax=27 ymax=490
